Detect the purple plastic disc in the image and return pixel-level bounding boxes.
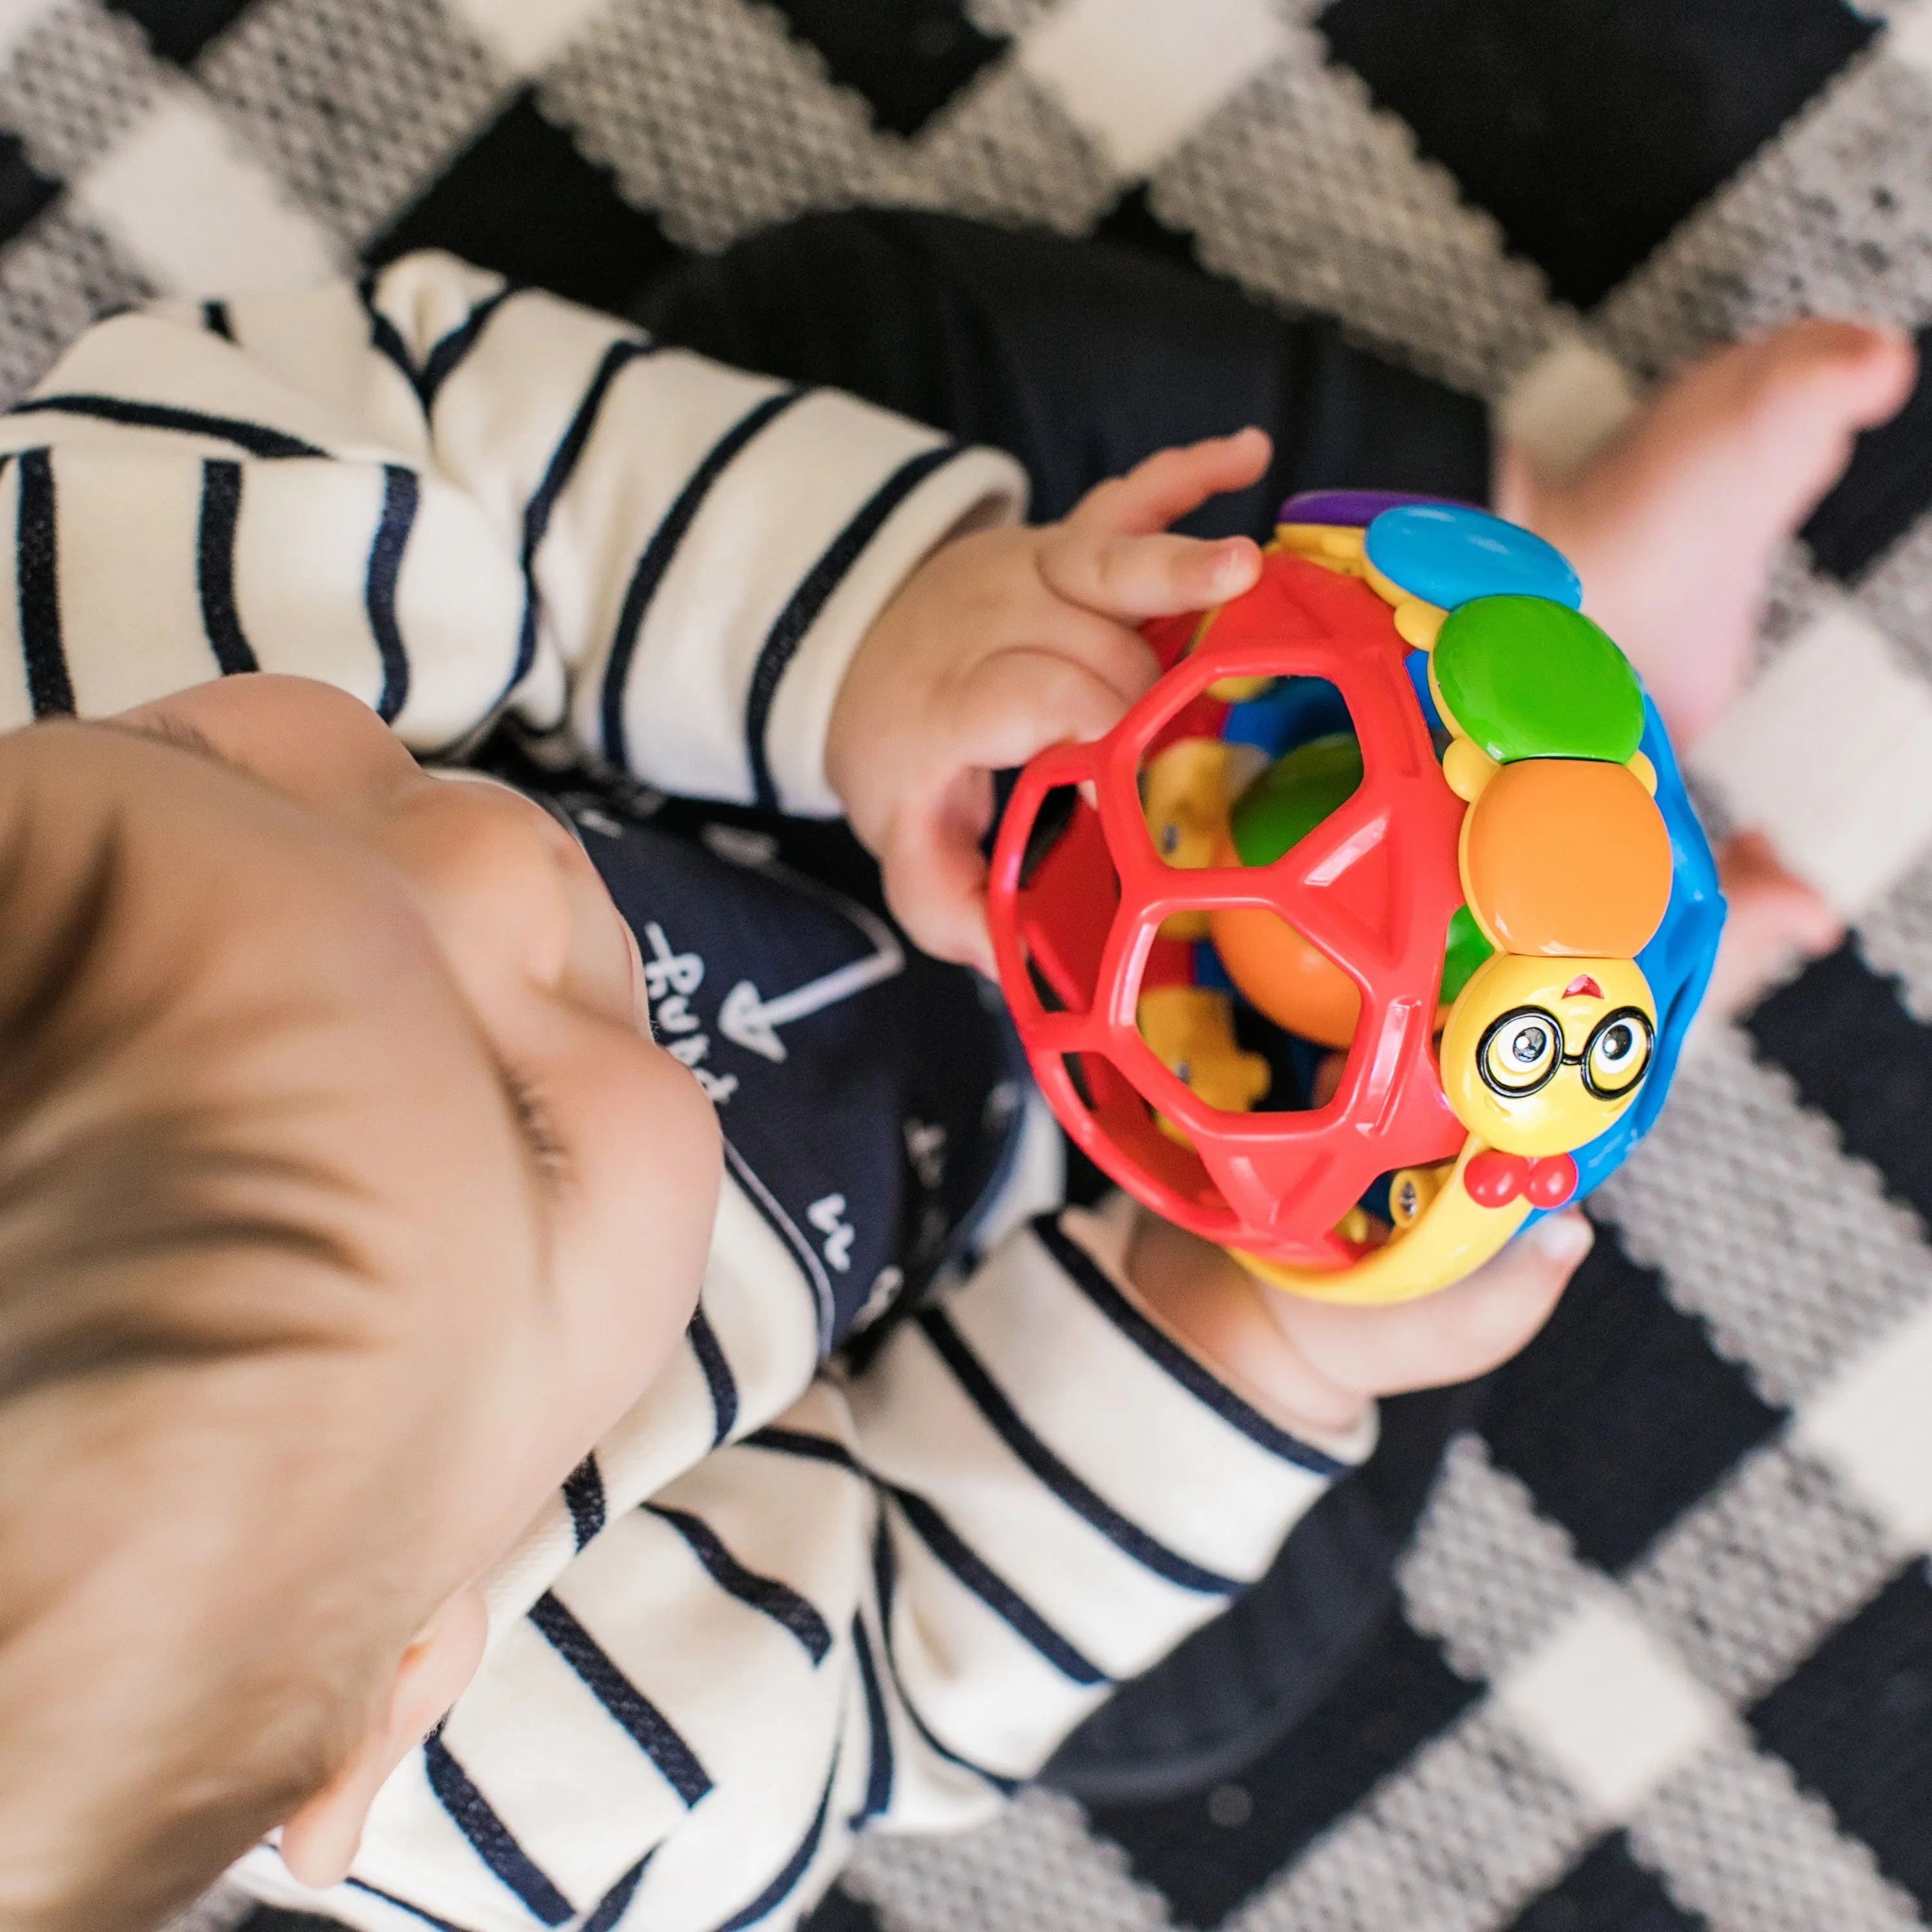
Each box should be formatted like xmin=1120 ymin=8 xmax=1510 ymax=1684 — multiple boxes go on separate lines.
xmin=1278 ymin=488 xmax=1465 ymax=527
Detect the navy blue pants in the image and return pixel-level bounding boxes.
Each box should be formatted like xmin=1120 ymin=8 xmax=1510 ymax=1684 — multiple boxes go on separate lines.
xmin=634 ymin=207 xmax=1490 ymax=538
xmin=242 ymin=217 xmax=1495 ymax=1932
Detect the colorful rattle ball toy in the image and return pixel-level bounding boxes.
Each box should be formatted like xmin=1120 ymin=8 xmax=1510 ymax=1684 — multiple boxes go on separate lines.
xmin=987 ymin=491 xmax=1724 ymax=1306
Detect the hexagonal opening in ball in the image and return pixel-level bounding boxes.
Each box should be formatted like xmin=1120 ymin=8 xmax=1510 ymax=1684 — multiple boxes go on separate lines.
xmin=1137 ymin=678 xmax=1362 ymax=913
xmin=1011 ymin=783 xmax=1119 ymax=1021
xmin=1065 ymin=1048 xmax=1231 ymax=1219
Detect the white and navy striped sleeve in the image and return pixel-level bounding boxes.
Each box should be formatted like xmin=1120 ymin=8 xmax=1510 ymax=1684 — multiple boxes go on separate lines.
xmin=0 ymin=252 xmax=1027 ymax=808
xmin=228 ymin=1199 xmax=1369 ymax=1932
xmin=837 ymin=1200 xmax=1374 ymax=1800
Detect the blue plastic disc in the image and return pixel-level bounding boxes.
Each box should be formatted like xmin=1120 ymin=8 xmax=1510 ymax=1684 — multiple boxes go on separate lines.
xmin=1364 ymin=502 xmax=1582 ymax=611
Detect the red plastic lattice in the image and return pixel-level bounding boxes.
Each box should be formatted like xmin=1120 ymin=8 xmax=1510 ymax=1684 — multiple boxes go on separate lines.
xmin=989 ymin=553 xmax=1468 ymax=1268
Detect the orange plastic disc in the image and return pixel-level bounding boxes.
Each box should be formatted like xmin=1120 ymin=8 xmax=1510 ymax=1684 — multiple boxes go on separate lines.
xmin=1460 ymin=757 xmax=1672 ymax=958
xmin=1210 ymin=900 xmax=1360 ymax=1046
xmin=1208 ymin=828 xmax=1361 ymax=1046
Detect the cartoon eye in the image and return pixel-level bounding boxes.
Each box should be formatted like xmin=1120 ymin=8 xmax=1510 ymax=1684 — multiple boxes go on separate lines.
xmin=1479 ymin=1007 xmax=1560 ymax=1096
xmin=1584 ymin=1008 xmax=1653 ymax=1098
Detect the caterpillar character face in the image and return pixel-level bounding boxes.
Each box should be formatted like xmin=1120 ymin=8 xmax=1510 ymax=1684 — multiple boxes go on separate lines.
xmin=1440 ymin=953 xmax=1656 ymax=1157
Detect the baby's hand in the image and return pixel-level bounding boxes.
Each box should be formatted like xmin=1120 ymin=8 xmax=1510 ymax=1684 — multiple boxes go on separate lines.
xmin=826 ymin=429 xmax=1272 ymax=972
xmin=1125 ymin=1206 xmax=1592 ymax=1444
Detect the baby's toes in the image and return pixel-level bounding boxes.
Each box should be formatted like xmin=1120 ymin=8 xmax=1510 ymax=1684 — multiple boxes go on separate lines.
xmin=1705 ymin=831 xmax=1844 ymax=1019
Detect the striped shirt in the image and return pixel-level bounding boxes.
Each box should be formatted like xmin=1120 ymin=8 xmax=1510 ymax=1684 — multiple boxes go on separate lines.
xmin=5 ymin=254 xmax=1372 ymax=1932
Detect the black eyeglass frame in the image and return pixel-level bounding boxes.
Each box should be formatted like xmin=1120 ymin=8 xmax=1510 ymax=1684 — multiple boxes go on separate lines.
xmin=1474 ymin=1003 xmax=1655 ymax=1103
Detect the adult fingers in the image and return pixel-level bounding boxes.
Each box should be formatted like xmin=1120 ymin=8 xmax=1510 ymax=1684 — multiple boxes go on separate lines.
xmin=1270 ymin=1212 xmax=1591 ymax=1397
xmin=1039 ymin=526 xmax=1262 ymax=621
xmin=1068 ymin=428 xmax=1273 ymax=536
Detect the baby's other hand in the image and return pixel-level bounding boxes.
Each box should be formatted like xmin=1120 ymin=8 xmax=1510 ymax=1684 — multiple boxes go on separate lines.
xmin=1126 ymin=1206 xmax=1591 ymax=1446
xmin=826 ymin=429 xmax=1272 ymax=972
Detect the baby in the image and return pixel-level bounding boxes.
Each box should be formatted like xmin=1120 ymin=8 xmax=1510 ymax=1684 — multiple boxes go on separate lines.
xmin=0 ymin=251 xmax=1906 ymax=1932
xmin=0 ymin=255 xmax=1583 ymax=1932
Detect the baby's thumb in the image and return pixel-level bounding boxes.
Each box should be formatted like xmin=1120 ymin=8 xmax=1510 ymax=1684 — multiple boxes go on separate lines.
xmin=887 ymin=653 xmax=1135 ymax=972
xmin=1463 ymin=1211 xmax=1591 ymax=1367
xmin=880 ymin=802 xmax=997 ymax=976
xmin=1388 ymin=1209 xmax=1590 ymax=1391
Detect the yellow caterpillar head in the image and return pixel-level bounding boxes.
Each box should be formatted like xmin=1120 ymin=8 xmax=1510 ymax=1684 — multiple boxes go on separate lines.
xmin=1440 ymin=952 xmax=1656 ymax=1157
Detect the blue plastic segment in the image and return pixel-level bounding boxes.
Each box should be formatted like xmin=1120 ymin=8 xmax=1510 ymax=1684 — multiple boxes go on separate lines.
xmin=1404 ymin=649 xmax=1444 ymax=730
xmin=1364 ymin=503 xmax=1583 ymax=612
xmin=1523 ymin=690 xmax=1725 ymax=1224
xmin=1221 ymin=676 xmax=1352 ymax=758
xmin=1191 ymin=937 xmax=1234 ymax=992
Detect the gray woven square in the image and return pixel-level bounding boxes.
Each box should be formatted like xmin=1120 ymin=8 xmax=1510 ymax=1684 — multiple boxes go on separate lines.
xmin=1228 ymin=1706 xmax=1591 ymax=1932
xmin=847 ymin=1787 xmax=1171 ymax=1932
xmin=1855 ymin=513 xmax=1932 ymax=691
xmin=198 ymin=0 xmax=501 ymax=245
xmin=0 ymin=0 xmax=164 ymax=183
xmin=1397 ymin=1435 xmax=1590 ymax=1687
xmin=1147 ymin=23 xmax=1560 ymax=398
xmin=0 ymin=202 xmax=150 ymax=405
xmin=1625 ymin=1443 xmax=1899 ymax=1705
xmin=1631 ymin=1740 xmax=1924 ymax=1932
xmin=890 ymin=61 xmax=1117 ymax=237
xmin=539 ymin=0 xmax=886 ymax=254
xmin=1593 ymin=44 xmax=1932 ymax=381
xmin=1858 ymin=846 xmax=1932 ymax=1023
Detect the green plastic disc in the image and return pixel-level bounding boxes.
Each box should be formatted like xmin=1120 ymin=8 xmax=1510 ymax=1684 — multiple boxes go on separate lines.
xmin=1432 ymin=594 xmax=1644 ymax=764
xmin=1229 ymin=733 xmax=1363 ymax=867
xmin=1226 ymin=736 xmax=1499 ymax=1008
xmin=1440 ymin=901 xmax=1493 ymax=1005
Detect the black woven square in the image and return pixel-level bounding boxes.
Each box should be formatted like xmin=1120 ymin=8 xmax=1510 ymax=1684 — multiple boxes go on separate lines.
xmin=799 ymin=1888 xmax=884 ymax=1932
xmin=1747 ymin=942 xmax=1932 ymax=1228
xmin=1481 ymin=1227 xmax=1783 ymax=1575
xmin=1090 ymin=184 xmax=1206 ymax=272
xmin=1504 ymin=1832 xmax=1707 ymax=1932
xmin=0 ymin=131 xmax=59 ymax=251
xmin=1801 ymin=320 xmax=1932 ymax=580
xmin=106 ymin=0 xmax=251 ymax=65
xmin=1749 ymin=1563 xmax=1932 ymax=1912
xmin=1088 ymin=1608 xmax=1479 ymax=1927
xmin=1316 ymin=0 xmax=1878 ymax=308
xmin=767 ymin=0 xmax=1006 ymax=138
xmin=367 ymin=91 xmax=689 ymax=314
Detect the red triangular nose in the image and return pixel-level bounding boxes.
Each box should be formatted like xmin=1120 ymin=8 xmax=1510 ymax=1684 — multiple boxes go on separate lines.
xmin=1564 ymin=974 xmax=1603 ymax=999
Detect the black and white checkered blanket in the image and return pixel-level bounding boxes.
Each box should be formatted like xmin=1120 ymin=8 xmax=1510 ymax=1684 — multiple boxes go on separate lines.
xmin=18 ymin=2 xmax=1932 ymax=1927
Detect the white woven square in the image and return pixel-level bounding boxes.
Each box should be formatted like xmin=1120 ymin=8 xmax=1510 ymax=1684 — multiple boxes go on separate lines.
xmin=73 ymin=88 xmax=340 ymax=294
xmin=1495 ymin=1593 xmax=1732 ymax=1824
xmin=440 ymin=0 xmax=615 ymax=78
xmin=1798 ymin=1296 xmax=1932 ymax=1552
xmin=1690 ymin=604 xmax=1932 ymax=917
xmin=1018 ymin=0 xmax=1288 ymax=178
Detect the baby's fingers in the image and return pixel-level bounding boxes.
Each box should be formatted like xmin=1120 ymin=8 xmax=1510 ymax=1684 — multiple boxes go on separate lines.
xmin=953 ymin=647 xmax=1139 ymax=769
xmin=1070 ymin=428 xmax=1273 ymax=536
xmin=1040 ymin=526 xmax=1261 ymax=623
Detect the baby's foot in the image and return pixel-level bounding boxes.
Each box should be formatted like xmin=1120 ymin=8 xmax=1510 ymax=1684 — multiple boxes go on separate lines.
xmin=1704 ymin=831 xmax=1846 ymax=1019
xmin=1497 ymin=319 xmax=1916 ymax=749
xmin=1497 ymin=321 xmax=1910 ymax=1021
